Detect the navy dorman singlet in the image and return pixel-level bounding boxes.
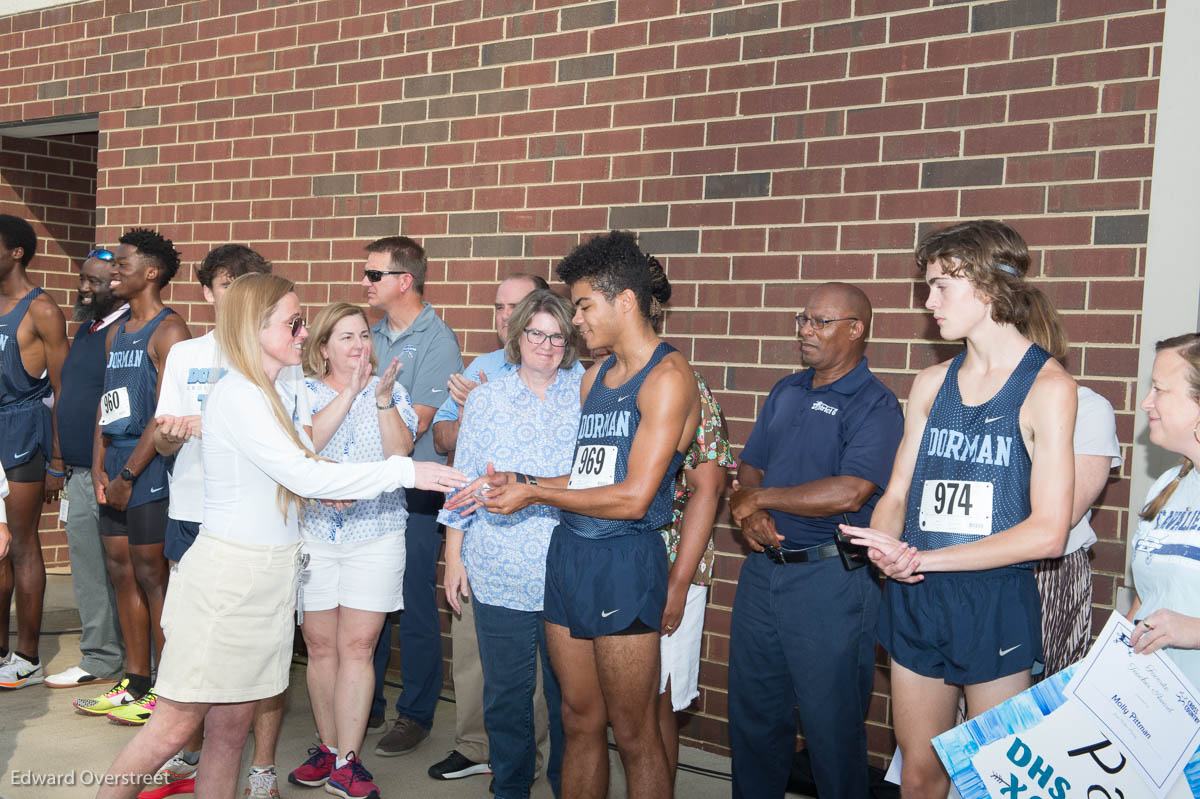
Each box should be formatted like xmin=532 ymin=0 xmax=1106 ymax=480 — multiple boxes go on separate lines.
xmin=561 ymin=341 xmax=686 ymax=540
xmin=903 ymin=343 xmax=1051 ymax=569
xmin=0 ymin=287 xmax=53 ymax=470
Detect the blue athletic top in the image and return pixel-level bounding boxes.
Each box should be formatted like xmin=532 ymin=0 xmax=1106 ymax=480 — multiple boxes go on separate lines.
xmin=0 ymin=288 xmax=53 ymax=470
xmin=100 ymin=307 xmax=175 ymax=507
xmin=561 ymin=342 xmax=686 ymax=540
xmin=903 ymin=344 xmax=1051 ymax=568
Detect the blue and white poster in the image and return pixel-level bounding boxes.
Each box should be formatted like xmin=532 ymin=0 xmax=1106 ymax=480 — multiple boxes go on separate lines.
xmin=933 ymin=612 xmax=1200 ymax=799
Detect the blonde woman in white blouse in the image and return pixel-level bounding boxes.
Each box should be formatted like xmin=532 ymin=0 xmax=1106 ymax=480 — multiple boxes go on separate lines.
xmin=96 ymin=274 xmax=465 ymax=799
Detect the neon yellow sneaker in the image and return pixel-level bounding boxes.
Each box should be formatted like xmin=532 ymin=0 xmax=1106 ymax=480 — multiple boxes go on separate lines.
xmin=74 ymin=678 xmax=137 ymax=716
xmin=107 ymin=689 xmax=157 ymax=725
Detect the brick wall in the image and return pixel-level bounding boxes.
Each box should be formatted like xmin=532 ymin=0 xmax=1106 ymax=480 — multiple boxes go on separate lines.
xmin=0 ymin=0 xmax=1162 ymax=761
xmin=0 ymin=131 xmax=98 ymax=568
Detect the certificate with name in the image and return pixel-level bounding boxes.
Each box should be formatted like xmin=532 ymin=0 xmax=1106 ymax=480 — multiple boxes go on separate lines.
xmin=932 ymin=612 xmax=1200 ymax=799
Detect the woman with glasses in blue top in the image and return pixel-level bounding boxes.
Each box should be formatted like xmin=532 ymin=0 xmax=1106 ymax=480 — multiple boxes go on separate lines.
xmin=440 ymin=289 xmax=584 ymax=799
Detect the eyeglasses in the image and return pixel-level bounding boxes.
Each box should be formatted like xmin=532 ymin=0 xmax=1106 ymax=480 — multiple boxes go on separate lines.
xmin=281 ymin=316 xmax=307 ymax=337
xmin=364 ymin=269 xmax=409 ymax=283
xmin=524 ymin=328 xmax=567 ymax=348
xmin=87 ymin=248 xmax=115 ymax=262
xmin=795 ymin=312 xmax=859 ymax=331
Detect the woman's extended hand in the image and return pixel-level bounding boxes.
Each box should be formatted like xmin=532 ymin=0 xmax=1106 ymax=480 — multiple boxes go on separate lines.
xmin=839 ymin=525 xmax=923 ymax=583
xmin=1130 ymin=610 xmax=1200 ymax=655
xmin=412 ymin=462 xmax=468 ymax=493
xmin=156 ymin=414 xmax=202 ymax=445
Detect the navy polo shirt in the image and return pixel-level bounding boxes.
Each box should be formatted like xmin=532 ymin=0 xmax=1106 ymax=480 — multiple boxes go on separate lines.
xmin=740 ymin=357 xmax=904 ymax=549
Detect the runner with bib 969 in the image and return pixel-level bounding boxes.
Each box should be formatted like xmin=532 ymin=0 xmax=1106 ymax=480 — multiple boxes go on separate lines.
xmin=445 ymin=230 xmax=699 ymax=799
xmin=841 ymin=219 xmax=1077 ymax=799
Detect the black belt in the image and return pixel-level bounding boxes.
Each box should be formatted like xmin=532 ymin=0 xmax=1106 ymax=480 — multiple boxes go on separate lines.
xmin=763 ymin=542 xmax=841 ymax=564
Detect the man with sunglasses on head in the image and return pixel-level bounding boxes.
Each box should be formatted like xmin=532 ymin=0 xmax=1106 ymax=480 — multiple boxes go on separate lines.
xmin=0 ymin=214 xmax=70 ymax=689
xmin=725 ymin=282 xmax=903 ymax=799
xmin=43 ymin=247 xmax=129 ymax=690
xmin=77 ymin=228 xmax=190 ymax=726
xmin=362 ymin=235 xmax=464 ymax=756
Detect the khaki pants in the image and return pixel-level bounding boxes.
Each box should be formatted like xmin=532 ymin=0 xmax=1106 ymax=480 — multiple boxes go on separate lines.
xmin=453 ymin=596 xmax=550 ymax=773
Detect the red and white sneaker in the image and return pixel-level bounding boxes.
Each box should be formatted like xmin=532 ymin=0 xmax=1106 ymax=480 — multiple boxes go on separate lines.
xmin=288 ymin=745 xmax=336 ymax=787
xmin=324 ymin=752 xmax=380 ymax=799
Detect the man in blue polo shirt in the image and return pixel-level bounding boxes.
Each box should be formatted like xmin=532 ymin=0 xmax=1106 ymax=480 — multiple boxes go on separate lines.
xmin=727 ymin=282 xmax=903 ymax=799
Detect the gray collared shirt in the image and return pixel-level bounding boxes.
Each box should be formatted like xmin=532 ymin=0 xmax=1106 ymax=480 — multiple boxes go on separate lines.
xmin=371 ymin=302 xmax=463 ymax=465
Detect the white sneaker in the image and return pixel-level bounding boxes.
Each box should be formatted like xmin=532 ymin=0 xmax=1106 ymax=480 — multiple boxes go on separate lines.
xmin=154 ymin=752 xmax=199 ymax=783
xmin=45 ymin=665 xmax=106 ymax=688
xmin=0 ymin=652 xmax=43 ymax=689
xmin=244 ymin=767 xmax=281 ymax=798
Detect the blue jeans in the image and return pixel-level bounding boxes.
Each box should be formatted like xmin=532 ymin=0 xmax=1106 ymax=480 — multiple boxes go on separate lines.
xmin=728 ymin=553 xmax=880 ymax=799
xmin=473 ymin=599 xmax=563 ymax=799
xmin=371 ymin=490 xmax=443 ymax=727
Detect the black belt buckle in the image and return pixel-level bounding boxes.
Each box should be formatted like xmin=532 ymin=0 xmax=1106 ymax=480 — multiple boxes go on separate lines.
xmin=763 ymin=545 xmax=787 ymax=565
xmin=835 ymin=514 xmax=868 ymax=571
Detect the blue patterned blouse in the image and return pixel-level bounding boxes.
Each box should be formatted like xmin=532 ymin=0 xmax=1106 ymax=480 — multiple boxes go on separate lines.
xmin=301 ymin=376 xmax=419 ymax=544
xmin=438 ymin=368 xmax=582 ymax=611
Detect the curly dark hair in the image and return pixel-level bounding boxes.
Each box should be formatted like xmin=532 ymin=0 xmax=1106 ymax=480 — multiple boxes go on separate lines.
xmin=119 ymin=227 xmax=182 ymax=287
xmin=196 ymin=243 xmax=271 ymax=288
xmin=554 ymin=231 xmax=670 ymax=320
xmin=0 ymin=214 xmax=37 ymax=267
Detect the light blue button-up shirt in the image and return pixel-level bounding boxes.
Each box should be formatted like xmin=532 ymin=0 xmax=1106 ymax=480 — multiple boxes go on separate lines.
xmin=438 ymin=368 xmax=582 ymax=611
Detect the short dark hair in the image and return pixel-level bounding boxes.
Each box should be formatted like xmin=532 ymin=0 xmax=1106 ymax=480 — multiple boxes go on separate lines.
xmin=196 ymin=244 xmax=271 ymax=288
xmin=555 ymin=230 xmax=670 ymax=320
xmin=365 ymin=236 xmax=427 ymax=293
xmin=119 ymin=227 xmax=182 ymax=287
xmin=0 ymin=215 xmax=37 ymax=267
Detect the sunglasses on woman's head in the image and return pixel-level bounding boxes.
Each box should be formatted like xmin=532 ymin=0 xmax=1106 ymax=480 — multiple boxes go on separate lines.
xmin=87 ymin=248 xmax=115 ymax=262
xmin=364 ymin=269 xmax=408 ymax=283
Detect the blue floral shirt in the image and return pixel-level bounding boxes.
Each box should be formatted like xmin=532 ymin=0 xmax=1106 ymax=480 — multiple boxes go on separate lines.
xmin=301 ymin=376 xmax=419 ymax=544
xmin=438 ymin=368 xmax=582 ymax=611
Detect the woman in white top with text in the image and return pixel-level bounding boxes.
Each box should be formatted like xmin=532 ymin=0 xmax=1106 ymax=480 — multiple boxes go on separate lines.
xmin=1128 ymin=332 xmax=1200 ymax=689
xmin=96 ymin=274 xmax=465 ymax=799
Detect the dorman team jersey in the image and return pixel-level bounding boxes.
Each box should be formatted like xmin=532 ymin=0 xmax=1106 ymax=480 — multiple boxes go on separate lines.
xmin=903 ymin=344 xmax=1051 ymax=567
xmin=561 ymin=342 xmax=686 ymax=540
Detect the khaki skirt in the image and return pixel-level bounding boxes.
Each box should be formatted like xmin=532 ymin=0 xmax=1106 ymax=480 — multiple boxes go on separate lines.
xmin=155 ymin=530 xmax=301 ymax=703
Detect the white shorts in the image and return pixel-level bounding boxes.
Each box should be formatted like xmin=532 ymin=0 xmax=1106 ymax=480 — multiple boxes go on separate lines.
xmin=659 ymin=583 xmax=708 ymax=712
xmin=300 ymin=534 xmax=405 ymax=613
xmin=157 ymin=530 xmax=301 ymax=703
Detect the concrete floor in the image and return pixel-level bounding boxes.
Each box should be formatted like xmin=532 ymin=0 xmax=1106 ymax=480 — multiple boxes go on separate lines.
xmin=1 ymin=573 xmax=737 ymax=798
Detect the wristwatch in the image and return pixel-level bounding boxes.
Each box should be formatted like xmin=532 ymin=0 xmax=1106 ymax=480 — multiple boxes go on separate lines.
xmin=119 ymin=468 xmax=136 ymax=482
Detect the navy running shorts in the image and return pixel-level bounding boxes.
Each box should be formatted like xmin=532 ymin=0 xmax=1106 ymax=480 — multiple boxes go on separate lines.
xmin=543 ymin=524 xmax=668 ymax=639
xmin=878 ymin=567 xmax=1042 ymax=685
xmin=99 ymin=499 xmax=169 ymax=546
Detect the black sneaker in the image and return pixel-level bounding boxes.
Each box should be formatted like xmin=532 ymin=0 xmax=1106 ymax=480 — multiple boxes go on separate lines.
xmin=428 ymin=750 xmax=491 ymax=780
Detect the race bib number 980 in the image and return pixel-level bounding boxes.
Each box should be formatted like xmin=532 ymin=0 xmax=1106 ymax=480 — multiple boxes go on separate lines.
xmin=567 ymin=444 xmax=617 ymax=490
xmin=99 ymin=386 xmax=131 ymax=427
xmin=918 ymin=479 xmax=993 ymax=537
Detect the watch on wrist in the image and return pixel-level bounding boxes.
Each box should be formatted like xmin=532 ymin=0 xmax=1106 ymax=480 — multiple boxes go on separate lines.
xmin=119 ymin=468 xmax=136 ymax=482
xmin=376 ymin=397 xmax=396 ymax=410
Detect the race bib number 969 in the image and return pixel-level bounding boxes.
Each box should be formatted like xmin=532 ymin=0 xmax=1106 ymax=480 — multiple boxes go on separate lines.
xmin=918 ymin=479 xmax=993 ymax=536
xmin=567 ymin=444 xmax=617 ymax=490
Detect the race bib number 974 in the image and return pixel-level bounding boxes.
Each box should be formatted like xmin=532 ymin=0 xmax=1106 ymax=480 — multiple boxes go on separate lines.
xmin=99 ymin=386 xmax=131 ymax=427
xmin=918 ymin=479 xmax=993 ymax=537
xmin=567 ymin=444 xmax=617 ymax=490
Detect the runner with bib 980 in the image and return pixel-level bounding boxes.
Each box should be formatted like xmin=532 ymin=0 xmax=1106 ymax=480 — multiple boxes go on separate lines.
xmin=446 ymin=231 xmax=700 ymax=799
xmin=841 ymin=220 xmax=1077 ymax=799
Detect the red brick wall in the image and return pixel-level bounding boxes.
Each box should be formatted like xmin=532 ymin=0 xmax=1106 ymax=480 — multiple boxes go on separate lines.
xmin=0 ymin=131 xmax=98 ymax=568
xmin=0 ymin=0 xmax=1161 ymax=760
